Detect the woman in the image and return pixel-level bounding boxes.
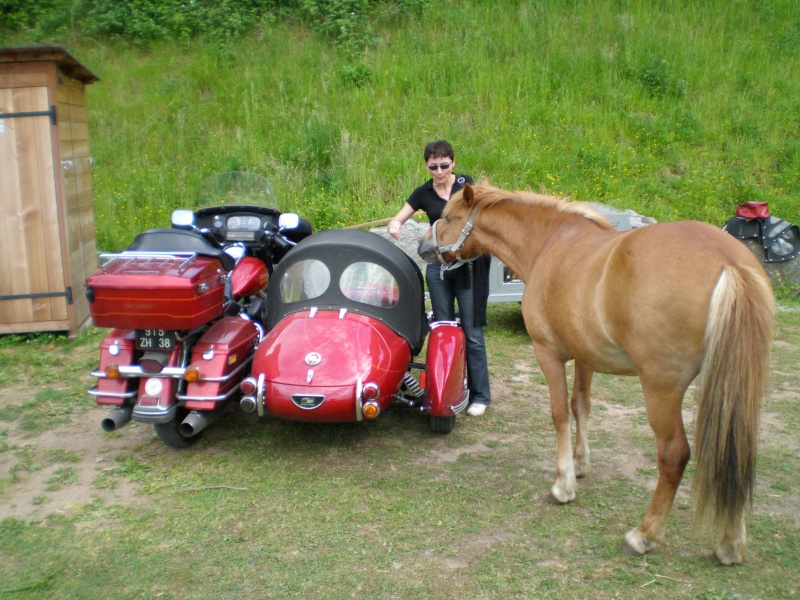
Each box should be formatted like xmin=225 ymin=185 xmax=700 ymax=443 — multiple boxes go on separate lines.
xmin=388 ymin=140 xmax=491 ymax=416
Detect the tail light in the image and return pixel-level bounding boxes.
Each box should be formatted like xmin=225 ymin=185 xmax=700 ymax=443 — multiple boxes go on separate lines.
xmin=362 ymin=382 xmax=380 ymax=401
xmin=240 ymin=377 xmax=257 ymax=395
xmin=362 ymin=401 xmax=380 ymax=419
xmin=105 ymin=364 xmax=120 ymax=379
xmin=184 ymin=365 xmax=200 ymax=382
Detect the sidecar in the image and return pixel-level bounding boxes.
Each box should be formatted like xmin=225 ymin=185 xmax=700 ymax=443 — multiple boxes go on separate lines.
xmin=239 ymin=229 xmax=468 ymax=433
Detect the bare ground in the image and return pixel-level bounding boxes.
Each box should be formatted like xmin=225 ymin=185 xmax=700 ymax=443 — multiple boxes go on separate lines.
xmin=1 ymin=343 xmax=798 ymax=525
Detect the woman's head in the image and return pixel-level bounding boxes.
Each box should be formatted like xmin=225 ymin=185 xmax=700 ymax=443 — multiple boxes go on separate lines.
xmin=424 ymin=140 xmax=455 ymax=181
xmin=424 ymin=140 xmax=454 ymax=161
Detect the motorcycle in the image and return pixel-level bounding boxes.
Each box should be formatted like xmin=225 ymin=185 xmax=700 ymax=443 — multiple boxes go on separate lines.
xmin=86 ymin=172 xmax=312 ymax=448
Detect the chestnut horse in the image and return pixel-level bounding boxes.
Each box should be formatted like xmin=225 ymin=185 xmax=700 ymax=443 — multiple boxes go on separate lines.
xmin=418 ymin=181 xmax=774 ymax=564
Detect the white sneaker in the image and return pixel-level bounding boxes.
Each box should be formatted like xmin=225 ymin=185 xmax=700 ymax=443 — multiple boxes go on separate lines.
xmin=466 ymin=403 xmax=487 ymax=416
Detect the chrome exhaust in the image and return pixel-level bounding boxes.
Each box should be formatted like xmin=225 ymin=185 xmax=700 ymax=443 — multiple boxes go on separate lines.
xmin=101 ymin=406 xmax=133 ymax=432
xmin=178 ymin=410 xmax=213 ymax=438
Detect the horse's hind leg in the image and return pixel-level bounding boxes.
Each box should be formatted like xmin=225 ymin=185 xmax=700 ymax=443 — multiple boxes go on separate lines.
xmin=716 ymin=513 xmax=747 ymax=565
xmin=535 ymin=347 xmax=577 ymax=504
xmin=622 ymin=379 xmax=691 ymax=556
xmin=572 ymin=364 xmax=593 ymax=478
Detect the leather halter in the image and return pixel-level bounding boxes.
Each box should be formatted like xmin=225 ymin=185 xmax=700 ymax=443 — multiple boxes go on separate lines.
xmin=430 ymin=204 xmax=481 ymax=276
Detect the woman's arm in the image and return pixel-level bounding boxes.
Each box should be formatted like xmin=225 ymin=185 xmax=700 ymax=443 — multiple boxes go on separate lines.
xmin=387 ymin=203 xmax=416 ymax=239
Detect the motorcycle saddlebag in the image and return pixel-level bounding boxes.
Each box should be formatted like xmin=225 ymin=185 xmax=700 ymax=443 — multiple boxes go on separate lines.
xmin=87 ymin=254 xmax=225 ymax=330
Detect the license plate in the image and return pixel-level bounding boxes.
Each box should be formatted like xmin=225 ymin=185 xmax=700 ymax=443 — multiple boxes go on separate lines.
xmin=135 ymin=329 xmax=175 ymax=351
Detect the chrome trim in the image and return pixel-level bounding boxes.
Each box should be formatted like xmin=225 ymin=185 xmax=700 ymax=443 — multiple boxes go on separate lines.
xmin=132 ymin=404 xmax=179 ymax=424
xmin=176 ymin=386 xmax=241 ymax=402
xmin=99 ymin=251 xmax=199 ymax=274
xmin=450 ymin=390 xmax=470 ymax=415
xmin=256 ymin=373 xmax=266 ymax=417
xmin=355 ymin=377 xmax=363 ymax=422
xmin=91 ymin=355 xmax=252 ymax=383
xmin=88 ymin=387 xmax=137 ymax=399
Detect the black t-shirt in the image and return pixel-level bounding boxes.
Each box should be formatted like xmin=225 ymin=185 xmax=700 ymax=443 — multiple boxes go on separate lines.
xmin=407 ymin=174 xmax=474 ymax=224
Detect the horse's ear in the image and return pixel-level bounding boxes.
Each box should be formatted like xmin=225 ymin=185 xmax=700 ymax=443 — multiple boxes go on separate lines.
xmin=480 ymin=176 xmax=490 ymax=186
xmin=463 ymin=183 xmax=475 ymax=207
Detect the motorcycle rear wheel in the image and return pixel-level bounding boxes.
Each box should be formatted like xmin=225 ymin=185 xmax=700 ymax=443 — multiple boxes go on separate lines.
xmin=428 ymin=414 xmax=455 ymax=434
xmin=154 ymin=408 xmax=201 ymax=449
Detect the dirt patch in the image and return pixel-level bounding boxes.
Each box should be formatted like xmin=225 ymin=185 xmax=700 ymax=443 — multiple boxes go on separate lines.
xmin=0 ymin=407 xmax=150 ymax=520
xmin=1 ymin=351 xmax=797 ymax=526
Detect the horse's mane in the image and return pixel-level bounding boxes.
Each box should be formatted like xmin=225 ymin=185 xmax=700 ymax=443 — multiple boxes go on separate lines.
xmin=451 ymin=184 xmax=616 ymax=232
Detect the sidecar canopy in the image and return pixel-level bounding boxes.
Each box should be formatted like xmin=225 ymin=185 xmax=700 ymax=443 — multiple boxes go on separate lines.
xmin=266 ymin=229 xmax=428 ymax=354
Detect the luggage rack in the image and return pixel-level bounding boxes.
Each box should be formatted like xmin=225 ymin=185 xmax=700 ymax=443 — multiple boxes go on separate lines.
xmin=98 ymin=251 xmax=199 ymax=275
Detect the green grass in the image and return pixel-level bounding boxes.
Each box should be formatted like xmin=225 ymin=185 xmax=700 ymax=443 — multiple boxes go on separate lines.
xmin=0 ymin=306 xmax=798 ymax=598
xmin=3 ymin=1 xmax=799 ymax=251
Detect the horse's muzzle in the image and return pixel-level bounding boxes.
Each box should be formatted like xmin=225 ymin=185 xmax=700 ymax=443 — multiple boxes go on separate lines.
xmin=417 ymin=230 xmax=438 ymax=263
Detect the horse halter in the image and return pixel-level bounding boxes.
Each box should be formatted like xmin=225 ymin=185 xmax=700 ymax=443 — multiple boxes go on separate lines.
xmin=430 ymin=205 xmax=482 ymax=276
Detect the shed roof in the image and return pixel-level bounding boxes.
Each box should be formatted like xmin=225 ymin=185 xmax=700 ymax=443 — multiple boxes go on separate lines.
xmin=0 ymin=44 xmax=99 ymax=84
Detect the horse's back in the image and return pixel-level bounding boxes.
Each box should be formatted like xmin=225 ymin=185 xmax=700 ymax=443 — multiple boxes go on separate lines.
xmin=527 ymin=219 xmax=769 ymax=378
xmin=600 ymin=220 xmax=768 ymax=371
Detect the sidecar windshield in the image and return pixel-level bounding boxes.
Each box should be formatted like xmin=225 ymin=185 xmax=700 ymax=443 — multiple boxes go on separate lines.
xmin=279 ymin=259 xmax=400 ymax=309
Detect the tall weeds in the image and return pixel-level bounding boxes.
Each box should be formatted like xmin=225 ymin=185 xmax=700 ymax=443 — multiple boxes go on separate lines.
xmin=2 ymin=0 xmax=799 ymax=251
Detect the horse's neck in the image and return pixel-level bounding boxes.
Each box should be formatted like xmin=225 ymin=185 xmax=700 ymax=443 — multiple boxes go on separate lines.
xmin=476 ymin=204 xmax=601 ymax=277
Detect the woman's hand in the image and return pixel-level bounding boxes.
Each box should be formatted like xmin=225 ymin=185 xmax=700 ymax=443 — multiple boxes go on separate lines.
xmin=387 ymin=219 xmax=402 ymax=240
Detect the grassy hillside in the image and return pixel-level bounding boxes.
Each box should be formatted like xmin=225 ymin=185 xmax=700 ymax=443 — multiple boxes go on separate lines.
xmin=4 ymin=0 xmax=800 ymax=251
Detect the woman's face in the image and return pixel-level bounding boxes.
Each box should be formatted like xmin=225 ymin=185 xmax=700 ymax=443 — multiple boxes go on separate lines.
xmin=426 ymin=156 xmax=454 ymax=184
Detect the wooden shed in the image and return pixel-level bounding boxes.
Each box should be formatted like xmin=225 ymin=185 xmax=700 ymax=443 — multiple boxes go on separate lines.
xmin=0 ymin=45 xmax=99 ymax=336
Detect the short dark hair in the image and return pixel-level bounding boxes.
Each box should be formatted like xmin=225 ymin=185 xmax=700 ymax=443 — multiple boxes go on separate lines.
xmin=424 ymin=140 xmax=454 ymax=161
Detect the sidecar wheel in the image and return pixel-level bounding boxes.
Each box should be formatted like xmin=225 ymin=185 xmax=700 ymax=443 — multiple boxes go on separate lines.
xmin=154 ymin=409 xmax=201 ymax=449
xmin=428 ymin=414 xmax=456 ymax=434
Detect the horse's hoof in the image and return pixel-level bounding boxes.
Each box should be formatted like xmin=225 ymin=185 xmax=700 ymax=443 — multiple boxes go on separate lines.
xmin=574 ymin=463 xmax=591 ymax=478
xmin=622 ymin=530 xmax=653 ymax=556
xmin=550 ymin=484 xmax=575 ymax=504
xmin=714 ymin=544 xmax=745 ymax=566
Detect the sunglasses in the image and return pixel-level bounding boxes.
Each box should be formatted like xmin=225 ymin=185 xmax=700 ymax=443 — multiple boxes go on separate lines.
xmin=427 ymin=162 xmax=452 ymax=171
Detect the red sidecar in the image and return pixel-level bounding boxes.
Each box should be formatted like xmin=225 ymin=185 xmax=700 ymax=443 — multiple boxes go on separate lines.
xmin=239 ymin=229 xmax=469 ymax=433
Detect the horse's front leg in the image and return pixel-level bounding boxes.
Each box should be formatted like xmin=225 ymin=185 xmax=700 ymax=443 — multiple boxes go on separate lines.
xmin=535 ymin=346 xmax=576 ymax=504
xmin=572 ymin=363 xmax=593 ymax=478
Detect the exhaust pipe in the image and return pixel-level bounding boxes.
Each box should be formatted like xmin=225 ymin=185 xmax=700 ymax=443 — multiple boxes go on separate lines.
xmin=102 ymin=406 xmax=133 ymax=432
xmin=179 ymin=410 xmax=213 ymax=438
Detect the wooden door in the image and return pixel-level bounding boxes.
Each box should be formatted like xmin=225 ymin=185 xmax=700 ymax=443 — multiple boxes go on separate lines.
xmin=0 ymin=85 xmax=70 ymax=331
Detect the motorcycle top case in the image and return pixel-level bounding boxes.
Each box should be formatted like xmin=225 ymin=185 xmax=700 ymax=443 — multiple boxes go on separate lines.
xmin=87 ymin=254 xmax=226 ymax=330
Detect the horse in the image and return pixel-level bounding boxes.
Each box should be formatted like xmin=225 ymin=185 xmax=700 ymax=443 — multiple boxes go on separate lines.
xmin=417 ymin=181 xmax=774 ymax=564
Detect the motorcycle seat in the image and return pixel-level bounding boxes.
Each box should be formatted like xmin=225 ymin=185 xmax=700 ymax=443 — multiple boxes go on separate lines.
xmin=124 ymin=228 xmax=235 ymax=271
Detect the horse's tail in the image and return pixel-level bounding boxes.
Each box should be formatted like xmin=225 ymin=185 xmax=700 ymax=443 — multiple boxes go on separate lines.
xmin=693 ymin=265 xmax=774 ymax=534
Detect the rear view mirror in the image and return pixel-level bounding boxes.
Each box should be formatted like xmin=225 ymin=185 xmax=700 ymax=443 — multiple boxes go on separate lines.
xmin=171 ymin=210 xmax=195 ymax=228
xmin=278 ymin=213 xmax=300 ymax=230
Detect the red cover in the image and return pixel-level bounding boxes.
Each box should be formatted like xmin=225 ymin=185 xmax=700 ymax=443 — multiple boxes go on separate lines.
xmin=87 ymin=255 xmax=225 ymax=330
xmin=735 ymin=202 xmax=769 ymax=221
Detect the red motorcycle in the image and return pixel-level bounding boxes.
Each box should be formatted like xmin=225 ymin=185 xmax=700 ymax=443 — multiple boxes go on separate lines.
xmin=238 ymin=228 xmax=469 ymax=433
xmin=86 ymin=172 xmax=311 ymax=448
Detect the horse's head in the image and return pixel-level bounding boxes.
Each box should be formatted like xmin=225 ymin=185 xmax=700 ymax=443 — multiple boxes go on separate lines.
xmin=417 ymin=181 xmax=486 ymax=270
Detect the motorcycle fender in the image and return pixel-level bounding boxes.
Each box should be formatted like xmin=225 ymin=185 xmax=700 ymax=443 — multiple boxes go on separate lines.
xmin=425 ymin=322 xmax=467 ymax=417
xmin=230 ymin=256 xmax=268 ymax=299
xmin=94 ymin=329 xmax=137 ymax=406
xmin=183 ymin=317 xmax=259 ymax=409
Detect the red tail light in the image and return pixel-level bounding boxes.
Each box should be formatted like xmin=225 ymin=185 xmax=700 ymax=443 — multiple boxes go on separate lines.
xmin=240 ymin=377 xmax=257 ymax=396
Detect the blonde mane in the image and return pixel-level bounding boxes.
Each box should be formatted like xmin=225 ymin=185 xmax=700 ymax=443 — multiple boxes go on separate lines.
xmin=449 ymin=184 xmax=616 ymax=232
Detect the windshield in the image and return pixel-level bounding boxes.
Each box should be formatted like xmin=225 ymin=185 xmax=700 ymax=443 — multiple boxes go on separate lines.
xmin=197 ymin=171 xmax=279 ymax=211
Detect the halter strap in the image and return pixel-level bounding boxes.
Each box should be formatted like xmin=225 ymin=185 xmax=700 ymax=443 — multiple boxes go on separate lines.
xmin=430 ymin=205 xmax=482 ymax=276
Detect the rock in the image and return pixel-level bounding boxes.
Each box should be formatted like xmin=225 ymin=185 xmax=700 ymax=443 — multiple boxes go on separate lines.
xmin=371 ymin=220 xmax=430 ymax=273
